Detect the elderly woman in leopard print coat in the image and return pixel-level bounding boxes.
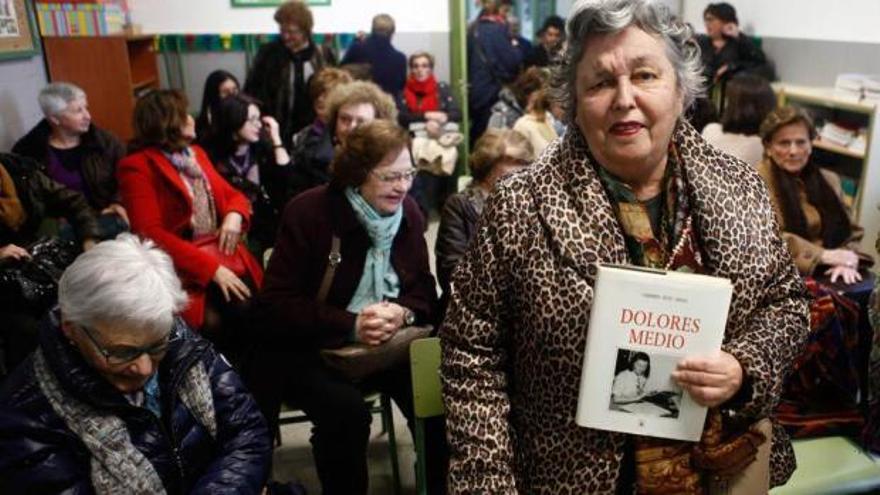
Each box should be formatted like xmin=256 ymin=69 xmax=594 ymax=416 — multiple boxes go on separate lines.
xmin=440 ymin=1 xmax=810 ymax=494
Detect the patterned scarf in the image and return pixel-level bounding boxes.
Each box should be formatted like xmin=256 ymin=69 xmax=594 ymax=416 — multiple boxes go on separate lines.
xmin=0 ymin=162 xmax=26 ymax=231
xmin=403 ymin=75 xmax=440 ymax=113
xmin=33 ymin=348 xmax=217 ymax=494
xmin=167 ymin=148 xmax=216 ymax=236
xmin=595 ymin=142 xmax=700 ymax=272
xmin=343 ymin=187 xmax=402 ymax=315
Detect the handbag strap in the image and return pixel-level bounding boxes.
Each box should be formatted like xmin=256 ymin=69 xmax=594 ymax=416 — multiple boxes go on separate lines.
xmin=317 ymin=235 xmax=342 ymax=303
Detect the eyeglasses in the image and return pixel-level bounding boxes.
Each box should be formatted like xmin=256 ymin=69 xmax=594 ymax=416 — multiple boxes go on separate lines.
xmin=245 ymin=115 xmax=262 ymax=126
xmin=411 ymin=63 xmax=431 ymax=69
xmin=371 ymin=168 xmax=418 ymax=183
xmin=78 ymin=324 xmax=177 ymax=365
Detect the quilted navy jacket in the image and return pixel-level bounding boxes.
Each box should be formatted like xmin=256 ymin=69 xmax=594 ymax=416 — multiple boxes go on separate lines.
xmin=0 ymin=315 xmax=272 ymax=494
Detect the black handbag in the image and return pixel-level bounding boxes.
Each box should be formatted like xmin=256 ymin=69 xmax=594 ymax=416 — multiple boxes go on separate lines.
xmin=0 ymin=237 xmax=79 ymax=312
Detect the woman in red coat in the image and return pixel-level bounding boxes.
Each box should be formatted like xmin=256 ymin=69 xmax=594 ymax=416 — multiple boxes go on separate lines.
xmin=118 ymin=89 xmax=262 ymax=364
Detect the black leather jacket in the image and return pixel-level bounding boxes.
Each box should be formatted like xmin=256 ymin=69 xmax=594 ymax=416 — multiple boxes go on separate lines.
xmin=12 ymin=120 xmax=125 ymax=211
xmin=0 ymin=152 xmax=99 ymax=247
xmin=435 ymin=183 xmax=489 ymax=298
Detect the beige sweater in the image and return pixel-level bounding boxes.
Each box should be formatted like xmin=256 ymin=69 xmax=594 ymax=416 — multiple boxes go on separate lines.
xmin=513 ymin=113 xmax=557 ymax=156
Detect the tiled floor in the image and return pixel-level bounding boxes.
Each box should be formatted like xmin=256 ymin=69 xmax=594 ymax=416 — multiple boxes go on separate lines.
xmin=272 ymin=403 xmax=420 ymax=494
xmin=272 ymin=218 xmax=441 ymax=494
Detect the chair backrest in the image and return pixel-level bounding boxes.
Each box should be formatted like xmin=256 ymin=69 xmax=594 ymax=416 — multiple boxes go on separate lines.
xmin=410 ymin=337 xmax=444 ymax=419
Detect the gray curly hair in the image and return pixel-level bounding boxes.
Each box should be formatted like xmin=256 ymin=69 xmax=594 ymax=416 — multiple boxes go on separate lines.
xmin=552 ymin=0 xmax=705 ymax=124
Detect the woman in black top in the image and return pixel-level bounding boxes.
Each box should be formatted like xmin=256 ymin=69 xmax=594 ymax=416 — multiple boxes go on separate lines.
xmin=195 ymin=70 xmax=240 ymax=142
xmin=203 ymin=94 xmax=290 ymax=255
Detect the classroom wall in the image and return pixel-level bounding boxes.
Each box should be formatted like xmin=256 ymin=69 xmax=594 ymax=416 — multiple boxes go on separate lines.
xmin=0 ymin=55 xmax=48 ymax=152
xmin=683 ymin=0 xmax=880 ymax=87
xmin=128 ymin=0 xmax=449 ymax=34
xmin=683 ymin=0 xmax=880 ymax=44
xmin=130 ymin=0 xmax=452 ymax=111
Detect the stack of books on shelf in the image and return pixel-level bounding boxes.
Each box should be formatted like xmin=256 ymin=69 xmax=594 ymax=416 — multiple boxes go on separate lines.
xmin=864 ymin=76 xmax=880 ymax=104
xmin=819 ymin=122 xmax=858 ymax=147
xmin=835 ymin=74 xmax=864 ymax=100
xmin=834 ymin=73 xmax=880 ymax=105
xmin=818 ymin=121 xmax=866 ymax=155
xmin=35 ymin=0 xmax=130 ymax=37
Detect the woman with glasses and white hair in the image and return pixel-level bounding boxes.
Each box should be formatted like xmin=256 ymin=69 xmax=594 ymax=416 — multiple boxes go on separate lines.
xmin=441 ymin=0 xmax=810 ymax=493
xmin=0 ymin=234 xmax=272 ymax=493
xmin=249 ymin=119 xmax=446 ymax=494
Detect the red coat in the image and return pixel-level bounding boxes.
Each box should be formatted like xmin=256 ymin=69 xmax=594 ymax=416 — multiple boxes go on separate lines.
xmin=117 ymin=145 xmax=263 ymax=328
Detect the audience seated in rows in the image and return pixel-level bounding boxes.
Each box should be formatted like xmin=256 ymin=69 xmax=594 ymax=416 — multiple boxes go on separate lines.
xmin=341 ymin=13 xmax=407 ymax=96
xmin=702 ymin=74 xmax=776 ymax=166
xmin=202 ymin=94 xmax=290 ymax=255
xmin=467 ymin=0 xmax=523 ymax=144
xmin=0 ymin=152 xmax=98 ymax=373
xmin=195 ymin=69 xmax=240 ymax=142
xmin=287 ymin=80 xmax=397 ymax=201
xmin=757 ymin=106 xmax=874 ymax=283
xmin=117 ymin=90 xmax=263 ymax=367
xmin=12 ymin=82 xmax=127 ymax=240
xmin=0 ymin=234 xmax=272 ymax=493
xmin=244 ymin=0 xmax=335 ymax=144
xmin=397 ymin=51 xmax=462 ymax=216
xmin=435 ymin=128 xmax=533 ymax=314
xmin=248 ymin=120 xmax=446 ymax=495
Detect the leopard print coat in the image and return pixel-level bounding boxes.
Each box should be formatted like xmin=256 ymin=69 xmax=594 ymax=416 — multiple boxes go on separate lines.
xmin=440 ymin=122 xmax=810 ymax=494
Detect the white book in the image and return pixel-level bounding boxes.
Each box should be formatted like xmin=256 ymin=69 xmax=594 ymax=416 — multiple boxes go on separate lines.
xmin=575 ymin=264 xmax=733 ymax=441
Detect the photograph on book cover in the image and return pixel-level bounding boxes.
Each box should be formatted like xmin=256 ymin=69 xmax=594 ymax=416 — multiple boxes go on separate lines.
xmin=608 ymin=348 xmax=683 ymax=419
xmin=0 ymin=0 xmax=37 ymax=59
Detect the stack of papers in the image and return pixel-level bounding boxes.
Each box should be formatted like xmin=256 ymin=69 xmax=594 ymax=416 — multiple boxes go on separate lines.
xmin=820 ymin=122 xmax=857 ymax=147
xmin=863 ymin=76 xmax=880 ymax=103
xmin=835 ymin=74 xmax=864 ymax=100
xmin=833 ymin=73 xmax=880 ymax=104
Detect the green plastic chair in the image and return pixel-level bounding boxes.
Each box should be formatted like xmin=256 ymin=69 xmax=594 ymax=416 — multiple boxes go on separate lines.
xmin=410 ymin=337 xmax=444 ymax=495
xmin=770 ymin=436 xmax=880 ymax=494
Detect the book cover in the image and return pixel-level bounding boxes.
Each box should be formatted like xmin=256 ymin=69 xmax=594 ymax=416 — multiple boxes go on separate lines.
xmin=575 ymin=264 xmax=733 ymax=441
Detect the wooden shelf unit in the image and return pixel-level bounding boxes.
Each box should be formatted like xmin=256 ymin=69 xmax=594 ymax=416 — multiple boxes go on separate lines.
xmin=776 ymin=83 xmax=880 ymax=255
xmin=42 ymin=36 xmax=159 ymax=142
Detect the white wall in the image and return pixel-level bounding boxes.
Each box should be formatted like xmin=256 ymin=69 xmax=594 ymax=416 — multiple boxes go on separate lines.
xmin=128 ymin=0 xmax=450 ymax=34
xmin=683 ymin=0 xmax=880 ymax=43
xmin=0 ymin=55 xmax=48 ymax=151
xmin=557 ymin=0 xmax=681 ymax=19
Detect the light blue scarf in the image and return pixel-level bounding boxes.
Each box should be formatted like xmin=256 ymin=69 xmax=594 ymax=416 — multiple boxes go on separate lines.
xmin=344 ymin=187 xmax=402 ymax=314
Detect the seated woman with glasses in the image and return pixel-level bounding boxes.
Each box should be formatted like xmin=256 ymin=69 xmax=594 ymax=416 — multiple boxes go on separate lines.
xmin=0 ymin=234 xmax=272 ymax=493
xmin=435 ymin=128 xmax=534 ymax=314
xmin=248 ymin=119 xmax=446 ymax=495
xmin=202 ymin=94 xmax=290 ymax=256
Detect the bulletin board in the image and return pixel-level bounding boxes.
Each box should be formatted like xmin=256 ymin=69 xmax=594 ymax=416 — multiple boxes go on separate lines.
xmin=231 ymin=0 xmax=330 ymax=6
xmin=0 ymin=0 xmax=38 ymax=59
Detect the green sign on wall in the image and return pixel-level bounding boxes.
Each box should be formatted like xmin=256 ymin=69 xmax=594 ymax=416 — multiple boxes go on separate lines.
xmin=231 ymin=0 xmax=330 ymax=6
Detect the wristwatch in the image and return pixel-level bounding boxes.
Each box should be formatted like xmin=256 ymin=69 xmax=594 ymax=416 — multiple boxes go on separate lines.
xmin=402 ymin=308 xmax=416 ymax=327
